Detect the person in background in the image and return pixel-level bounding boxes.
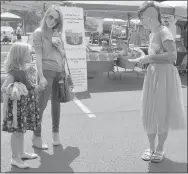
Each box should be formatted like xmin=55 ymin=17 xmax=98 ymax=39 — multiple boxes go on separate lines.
xmin=180 ymin=23 xmax=188 ymax=71
xmin=181 ymin=23 xmax=188 ymax=52
xmin=161 ymin=14 xmax=177 ymax=40
xmin=16 ymin=23 xmax=22 ymax=40
xmin=136 ymin=1 xmax=185 ymax=163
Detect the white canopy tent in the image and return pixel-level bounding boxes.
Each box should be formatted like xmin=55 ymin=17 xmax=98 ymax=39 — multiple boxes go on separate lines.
xmin=69 ymin=1 xmax=175 ymax=20
xmin=1 ymin=12 xmax=25 ymax=35
xmin=1 ymin=12 xmax=22 ymax=21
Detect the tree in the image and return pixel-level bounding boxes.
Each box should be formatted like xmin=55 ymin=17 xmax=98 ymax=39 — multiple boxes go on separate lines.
xmin=8 ymin=9 xmax=42 ymax=32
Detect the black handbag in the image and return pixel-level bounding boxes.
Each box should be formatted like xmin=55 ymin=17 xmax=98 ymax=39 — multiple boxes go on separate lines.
xmin=57 ymin=58 xmax=75 ymax=103
xmin=57 ymin=34 xmax=75 ymax=103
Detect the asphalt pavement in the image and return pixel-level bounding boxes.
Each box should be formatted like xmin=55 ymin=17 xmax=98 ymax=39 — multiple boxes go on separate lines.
xmin=1 ymin=41 xmax=187 ymax=172
xmin=1 ymin=72 xmax=187 ymax=173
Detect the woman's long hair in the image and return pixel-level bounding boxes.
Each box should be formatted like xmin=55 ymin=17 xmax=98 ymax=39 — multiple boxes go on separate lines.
xmin=4 ymin=42 xmax=31 ymax=73
xmin=40 ymin=5 xmax=63 ymax=33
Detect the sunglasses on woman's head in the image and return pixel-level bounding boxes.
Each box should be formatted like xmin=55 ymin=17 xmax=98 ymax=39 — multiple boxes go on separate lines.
xmin=48 ymin=15 xmax=59 ymax=24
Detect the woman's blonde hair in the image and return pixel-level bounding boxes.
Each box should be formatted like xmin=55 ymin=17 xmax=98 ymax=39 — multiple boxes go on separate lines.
xmin=4 ymin=42 xmax=31 ymax=73
xmin=40 ymin=5 xmax=63 ymax=33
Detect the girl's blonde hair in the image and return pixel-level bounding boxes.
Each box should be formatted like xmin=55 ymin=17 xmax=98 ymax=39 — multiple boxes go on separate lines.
xmin=4 ymin=42 xmax=31 ymax=73
xmin=40 ymin=5 xmax=63 ymax=33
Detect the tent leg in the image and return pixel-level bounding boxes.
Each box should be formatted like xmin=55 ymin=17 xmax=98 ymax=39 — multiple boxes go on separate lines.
xmin=23 ymin=16 xmax=25 ymax=36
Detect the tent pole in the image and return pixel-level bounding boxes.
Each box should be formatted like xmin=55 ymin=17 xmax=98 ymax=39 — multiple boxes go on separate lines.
xmin=23 ymin=16 xmax=25 ymax=36
xmin=109 ymin=18 xmax=115 ymax=47
xmin=127 ymin=13 xmax=131 ymax=49
xmin=42 ymin=3 xmax=46 ymax=17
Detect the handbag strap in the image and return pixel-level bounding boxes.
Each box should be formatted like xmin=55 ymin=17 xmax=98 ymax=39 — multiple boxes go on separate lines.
xmin=57 ymin=32 xmax=71 ymax=76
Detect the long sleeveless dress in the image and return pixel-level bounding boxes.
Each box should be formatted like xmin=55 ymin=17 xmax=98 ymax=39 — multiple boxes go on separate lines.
xmin=141 ymin=26 xmax=186 ymax=134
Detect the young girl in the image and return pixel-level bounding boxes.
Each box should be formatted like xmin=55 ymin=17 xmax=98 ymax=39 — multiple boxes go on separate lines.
xmin=136 ymin=2 xmax=186 ymax=163
xmin=1 ymin=42 xmax=43 ymax=168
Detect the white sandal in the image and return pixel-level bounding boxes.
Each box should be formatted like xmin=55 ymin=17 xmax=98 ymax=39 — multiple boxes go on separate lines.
xmin=141 ymin=149 xmax=154 ymax=161
xmin=20 ymin=152 xmax=39 ymax=159
xmin=11 ymin=156 xmax=29 ymax=169
xmin=151 ymin=151 xmax=165 ymax=163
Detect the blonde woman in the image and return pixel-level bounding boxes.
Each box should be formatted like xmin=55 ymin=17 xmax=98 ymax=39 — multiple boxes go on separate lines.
xmin=1 ymin=42 xmax=41 ymax=168
xmin=32 ymin=5 xmax=65 ymax=149
xmin=136 ymin=2 xmax=185 ymax=162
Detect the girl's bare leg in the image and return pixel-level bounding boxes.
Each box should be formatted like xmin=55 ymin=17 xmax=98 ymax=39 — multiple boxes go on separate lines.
xmin=11 ymin=132 xmax=24 ymax=162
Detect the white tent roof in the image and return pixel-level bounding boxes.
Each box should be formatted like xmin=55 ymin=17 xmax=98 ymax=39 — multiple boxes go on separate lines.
xmin=69 ymin=1 xmax=174 ymax=20
xmin=1 ymin=12 xmax=23 ymax=21
xmin=1 ymin=12 xmax=21 ymax=19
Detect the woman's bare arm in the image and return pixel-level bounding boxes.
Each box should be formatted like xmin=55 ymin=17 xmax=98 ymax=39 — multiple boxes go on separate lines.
xmin=146 ymin=40 xmax=177 ymax=63
xmin=143 ymin=28 xmax=177 ymax=64
xmin=35 ymin=50 xmax=44 ymax=79
xmin=33 ymin=30 xmax=44 ymax=79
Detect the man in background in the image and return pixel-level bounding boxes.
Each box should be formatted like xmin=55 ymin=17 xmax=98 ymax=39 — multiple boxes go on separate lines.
xmin=180 ymin=23 xmax=188 ymax=72
xmin=161 ymin=14 xmax=177 ymax=40
xmin=181 ymin=23 xmax=188 ymax=52
xmin=16 ymin=23 xmax=22 ymax=40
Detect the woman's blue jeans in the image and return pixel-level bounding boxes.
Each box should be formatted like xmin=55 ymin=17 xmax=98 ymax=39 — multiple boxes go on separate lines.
xmin=34 ymin=70 xmax=63 ymax=137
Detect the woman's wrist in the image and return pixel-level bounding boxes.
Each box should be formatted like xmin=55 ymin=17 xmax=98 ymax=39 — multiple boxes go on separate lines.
xmin=58 ymin=48 xmax=65 ymax=56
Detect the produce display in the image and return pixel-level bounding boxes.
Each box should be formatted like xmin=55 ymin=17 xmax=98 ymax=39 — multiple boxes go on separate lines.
xmin=86 ymin=52 xmax=118 ymax=61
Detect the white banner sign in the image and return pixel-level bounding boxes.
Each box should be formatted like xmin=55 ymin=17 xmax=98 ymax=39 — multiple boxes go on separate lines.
xmin=60 ymin=7 xmax=87 ymax=93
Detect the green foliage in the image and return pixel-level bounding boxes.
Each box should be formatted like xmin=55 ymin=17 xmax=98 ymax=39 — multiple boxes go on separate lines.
xmin=8 ymin=9 xmax=42 ymax=32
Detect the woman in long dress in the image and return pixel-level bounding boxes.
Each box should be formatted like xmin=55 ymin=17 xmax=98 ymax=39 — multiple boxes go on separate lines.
xmin=136 ymin=2 xmax=186 ymax=163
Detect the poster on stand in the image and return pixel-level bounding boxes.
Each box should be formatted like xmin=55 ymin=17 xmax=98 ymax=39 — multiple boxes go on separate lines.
xmin=60 ymin=6 xmax=87 ymax=93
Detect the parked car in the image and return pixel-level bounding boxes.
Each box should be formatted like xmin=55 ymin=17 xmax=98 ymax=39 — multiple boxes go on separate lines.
xmin=1 ymin=26 xmax=14 ymax=42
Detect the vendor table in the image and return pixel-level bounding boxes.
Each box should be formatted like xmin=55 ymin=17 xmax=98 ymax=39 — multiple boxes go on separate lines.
xmin=86 ymin=52 xmax=118 ymax=78
xmin=116 ymin=55 xmax=145 ymax=79
xmin=1 ymin=51 xmax=118 ymax=78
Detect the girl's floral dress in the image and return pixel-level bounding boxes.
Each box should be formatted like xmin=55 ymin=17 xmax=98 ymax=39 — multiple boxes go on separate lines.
xmin=2 ymin=66 xmax=41 ymax=133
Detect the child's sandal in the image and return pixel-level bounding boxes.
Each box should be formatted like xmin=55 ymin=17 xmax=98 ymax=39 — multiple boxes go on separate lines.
xmin=20 ymin=152 xmax=38 ymax=159
xmin=141 ymin=149 xmax=154 ymax=161
xmin=151 ymin=151 xmax=165 ymax=163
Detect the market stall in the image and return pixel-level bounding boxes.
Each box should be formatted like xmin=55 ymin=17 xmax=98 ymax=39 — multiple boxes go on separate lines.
xmin=2 ymin=1 xmax=183 ymax=78
xmin=1 ymin=12 xmax=24 ymax=36
xmin=71 ymin=1 xmax=176 ymax=78
xmin=70 ymin=1 xmax=140 ymax=78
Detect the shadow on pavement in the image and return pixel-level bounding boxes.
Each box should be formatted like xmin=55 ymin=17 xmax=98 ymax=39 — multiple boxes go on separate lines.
xmin=7 ymin=145 xmax=80 ymax=173
xmin=148 ymin=157 xmax=187 ymax=173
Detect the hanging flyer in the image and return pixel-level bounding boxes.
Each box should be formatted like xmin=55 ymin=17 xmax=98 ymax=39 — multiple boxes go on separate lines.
xmin=60 ymin=6 xmax=87 ymax=93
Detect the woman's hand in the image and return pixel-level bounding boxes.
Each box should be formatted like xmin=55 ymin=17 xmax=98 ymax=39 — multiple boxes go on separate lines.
xmin=139 ymin=56 xmax=150 ymax=66
xmin=39 ymin=76 xmax=47 ymax=91
xmin=53 ymin=39 xmax=63 ymax=50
